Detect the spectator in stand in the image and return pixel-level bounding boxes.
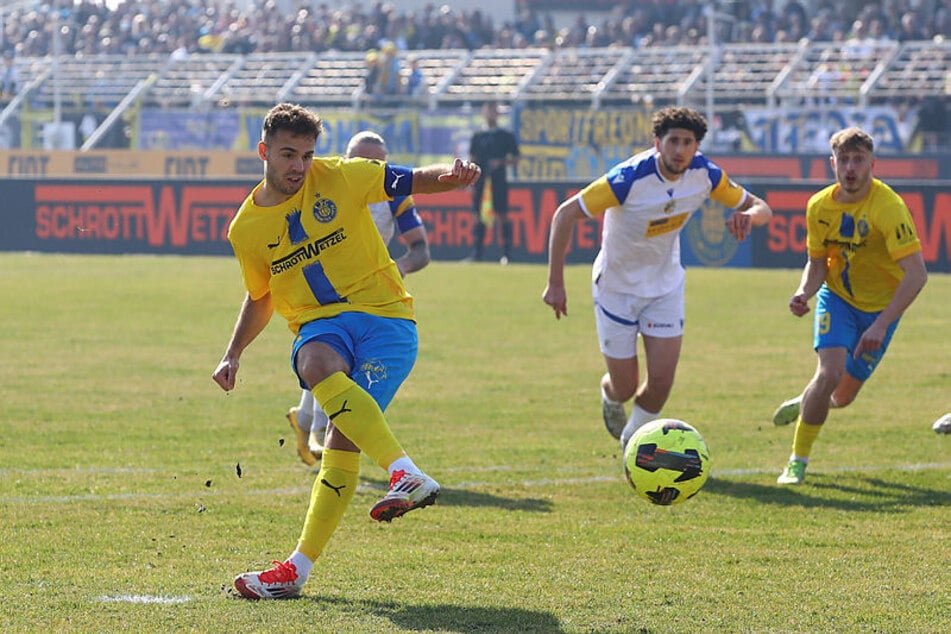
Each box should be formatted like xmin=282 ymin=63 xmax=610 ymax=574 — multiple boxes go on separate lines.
xmin=364 ymin=49 xmax=381 ymax=98
xmin=806 ymin=10 xmax=836 ymax=42
xmin=404 ymin=55 xmax=426 ymax=97
xmin=1 ymin=50 xmax=18 ymax=102
xmin=896 ymin=11 xmax=926 ymax=41
xmin=934 ymin=0 xmax=951 ymax=37
xmin=376 ymin=41 xmax=402 ymax=96
xmin=4 ymin=0 xmax=951 ymax=60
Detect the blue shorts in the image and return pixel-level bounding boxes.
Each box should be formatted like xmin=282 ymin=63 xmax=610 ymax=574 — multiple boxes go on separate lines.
xmin=292 ymin=312 xmax=418 ymax=411
xmin=813 ymin=285 xmax=900 ymax=382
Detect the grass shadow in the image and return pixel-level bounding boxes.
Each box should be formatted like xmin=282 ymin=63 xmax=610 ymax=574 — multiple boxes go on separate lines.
xmin=362 ymin=476 xmax=555 ymax=513
xmin=307 ymin=596 xmax=566 ymax=633
xmin=704 ymin=473 xmax=951 ymax=511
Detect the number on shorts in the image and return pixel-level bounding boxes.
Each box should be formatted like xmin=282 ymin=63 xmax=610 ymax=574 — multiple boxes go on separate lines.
xmin=818 ymin=310 xmax=831 ymax=335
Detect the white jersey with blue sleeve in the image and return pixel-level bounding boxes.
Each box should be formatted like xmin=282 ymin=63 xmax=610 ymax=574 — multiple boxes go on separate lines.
xmin=369 ymin=195 xmax=423 ymax=244
xmin=578 ymin=148 xmax=747 ymax=296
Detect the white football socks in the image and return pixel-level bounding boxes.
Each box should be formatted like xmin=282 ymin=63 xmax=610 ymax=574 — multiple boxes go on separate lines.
xmin=296 ymin=390 xmax=315 ymax=431
xmin=287 ymin=550 xmax=313 ymax=581
xmin=620 ymin=404 xmax=660 ymax=449
xmin=387 ymin=456 xmax=421 ymax=476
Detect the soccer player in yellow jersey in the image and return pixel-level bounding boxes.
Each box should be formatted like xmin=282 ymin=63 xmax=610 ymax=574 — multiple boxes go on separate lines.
xmin=772 ymin=127 xmax=927 ymax=485
xmin=543 ymin=106 xmax=773 ymax=451
xmin=211 ymin=103 xmax=480 ymax=599
xmin=286 ymin=131 xmax=432 ymax=467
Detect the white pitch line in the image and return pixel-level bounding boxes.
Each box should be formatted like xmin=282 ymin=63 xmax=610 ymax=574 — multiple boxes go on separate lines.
xmin=0 ymin=467 xmax=159 ymax=475
xmin=98 ymin=595 xmax=191 ymax=604
xmin=1 ymin=462 xmax=949 ymax=505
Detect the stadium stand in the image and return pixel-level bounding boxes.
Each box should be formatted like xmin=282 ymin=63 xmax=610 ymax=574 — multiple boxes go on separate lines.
xmin=282 ymin=50 xmax=369 ymax=107
xmin=770 ymin=39 xmax=902 ymax=106
xmin=210 ymin=51 xmax=316 ymax=106
xmin=870 ymin=38 xmax=951 ymax=101
xmin=4 ymin=38 xmax=948 ymax=113
xmin=599 ymin=46 xmax=709 ymax=106
xmin=519 ymin=47 xmax=630 ymax=106
xmin=438 ymin=47 xmax=550 ymax=104
xmin=689 ymin=42 xmax=807 ymax=107
xmin=30 ymin=55 xmax=163 ymax=109
xmin=144 ymin=53 xmax=241 ymax=108
xmin=0 ymin=1 xmax=947 ymax=151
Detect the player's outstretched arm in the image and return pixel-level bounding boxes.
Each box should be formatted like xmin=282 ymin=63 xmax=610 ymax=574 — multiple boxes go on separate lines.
xmin=412 ymin=159 xmax=481 ymax=193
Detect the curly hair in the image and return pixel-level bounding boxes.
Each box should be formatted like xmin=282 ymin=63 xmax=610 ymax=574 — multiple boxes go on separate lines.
xmin=651 ymin=106 xmax=707 ymax=143
xmin=262 ymin=102 xmax=323 ymax=143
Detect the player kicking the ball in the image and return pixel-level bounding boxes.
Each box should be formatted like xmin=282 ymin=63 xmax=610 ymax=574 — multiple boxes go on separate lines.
xmin=285 ymin=130 xmax=431 ymax=467
xmin=212 ymin=103 xmax=479 ymax=599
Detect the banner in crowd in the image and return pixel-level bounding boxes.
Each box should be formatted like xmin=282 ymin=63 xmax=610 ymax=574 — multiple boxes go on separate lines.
xmin=511 ymin=105 xmax=655 ymax=180
xmin=2 ymin=179 xmax=948 ymax=272
xmin=132 ymin=103 xmax=926 ymax=172
xmin=5 ymin=102 xmax=934 ymax=174
xmin=742 ymin=105 xmax=917 ymax=154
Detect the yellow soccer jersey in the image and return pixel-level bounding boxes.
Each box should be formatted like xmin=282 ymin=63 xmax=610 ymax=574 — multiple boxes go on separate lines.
xmin=228 ymin=156 xmax=413 ymax=333
xmin=806 ymin=178 xmax=921 ymax=312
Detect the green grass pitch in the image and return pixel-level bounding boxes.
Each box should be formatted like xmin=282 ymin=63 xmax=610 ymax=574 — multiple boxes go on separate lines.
xmin=0 ymin=252 xmax=948 ymax=633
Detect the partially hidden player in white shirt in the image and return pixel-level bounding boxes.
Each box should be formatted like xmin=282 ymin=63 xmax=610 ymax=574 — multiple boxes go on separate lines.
xmin=287 ymin=131 xmax=432 ymax=466
xmin=543 ymin=106 xmax=773 ymax=450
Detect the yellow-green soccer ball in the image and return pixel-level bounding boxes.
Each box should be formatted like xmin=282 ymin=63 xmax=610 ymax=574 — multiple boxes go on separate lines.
xmin=623 ymin=418 xmax=710 ymax=506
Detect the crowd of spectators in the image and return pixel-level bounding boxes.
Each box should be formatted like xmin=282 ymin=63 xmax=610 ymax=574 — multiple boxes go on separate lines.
xmin=1 ymin=0 xmax=949 ymax=60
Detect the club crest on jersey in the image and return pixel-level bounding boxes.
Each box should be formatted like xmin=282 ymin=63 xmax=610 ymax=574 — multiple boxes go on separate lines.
xmin=312 ymin=196 xmax=337 ymax=223
xmin=857 ymin=217 xmax=869 ymax=238
xmin=663 ymin=199 xmax=676 ymax=214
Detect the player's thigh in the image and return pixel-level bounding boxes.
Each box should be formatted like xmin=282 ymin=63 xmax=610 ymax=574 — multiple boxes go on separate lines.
xmin=592 ymin=286 xmax=642 ymax=360
xmin=350 ymin=314 xmax=418 ymax=411
xmin=293 ymin=337 xmax=351 ymax=389
xmin=814 ymin=286 xmax=898 ymax=382
xmin=640 ymin=334 xmax=683 ymax=386
xmin=813 ymin=286 xmax=859 ymax=352
xmin=845 ymin=311 xmax=901 ymax=382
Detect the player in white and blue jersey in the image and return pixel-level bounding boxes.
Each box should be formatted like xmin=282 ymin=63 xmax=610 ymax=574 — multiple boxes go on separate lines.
xmin=542 ymin=106 xmax=773 ymax=451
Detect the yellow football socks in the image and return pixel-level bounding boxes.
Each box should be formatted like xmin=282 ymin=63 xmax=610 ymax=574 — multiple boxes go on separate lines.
xmin=296 ymin=449 xmax=360 ymax=561
xmin=312 ymin=371 xmax=406 ymax=470
xmin=791 ymin=418 xmax=823 ymax=460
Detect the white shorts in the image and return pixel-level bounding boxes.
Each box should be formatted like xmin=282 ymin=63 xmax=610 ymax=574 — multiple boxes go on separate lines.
xmin=592 ymin=278 xmax=685 ymax=358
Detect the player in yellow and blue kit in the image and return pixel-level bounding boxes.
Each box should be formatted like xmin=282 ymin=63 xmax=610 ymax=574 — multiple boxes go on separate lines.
xmin=286 ymin=130 xmax=431 ymax=466
xmin=211 ymin=103 xmax=479 ymax=599
xmin=542 ymin=106 xmax=773 ymax=452
xmin=772 ymin=127 xmax=927 ymax=485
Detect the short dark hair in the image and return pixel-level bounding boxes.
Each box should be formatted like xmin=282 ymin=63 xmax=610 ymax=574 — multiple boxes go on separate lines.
xmin=651 ymin=106 xmax=707 ymax=143
xmin=262 ymin=103 xmax=322 ymax=143
xmin=829 ymin=127 xmax=874 ymax=154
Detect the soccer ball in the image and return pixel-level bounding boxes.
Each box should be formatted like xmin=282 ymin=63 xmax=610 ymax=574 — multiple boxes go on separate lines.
xmin=623 ymin=418 xmax=710 ymax=506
